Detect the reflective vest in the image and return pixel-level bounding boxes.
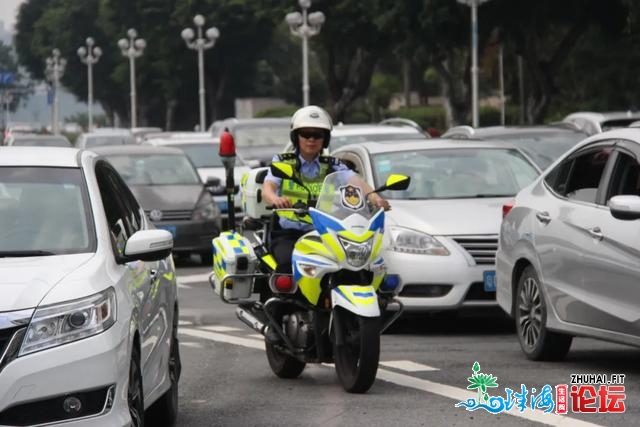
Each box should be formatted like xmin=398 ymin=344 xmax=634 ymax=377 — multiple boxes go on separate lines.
xmin=276 ymin=152 xmax=338 ymax=224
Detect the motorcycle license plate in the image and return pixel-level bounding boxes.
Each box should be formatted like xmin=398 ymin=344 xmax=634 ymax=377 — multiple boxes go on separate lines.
xmin=156 ymin=225 xmax=177 ymax=238
xmin=483 ymin=271 xmax=496 ymax=292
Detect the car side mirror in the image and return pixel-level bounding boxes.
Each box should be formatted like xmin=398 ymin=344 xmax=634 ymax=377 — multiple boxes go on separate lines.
xmin=370 ymin=174 xmax=411 ymax=194
xmin=609 ymin=195 xmax=640 ymax=220
xmin=120 ymin=229 xmax=173 ymax=263
xmin=205 ymin=177 xmax=225 ymax=195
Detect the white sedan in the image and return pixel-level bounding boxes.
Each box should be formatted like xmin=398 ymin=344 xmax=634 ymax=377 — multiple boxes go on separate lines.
xmin=0 ymin=147 xmax=179 ymax=426
xmin=332 ymin=140 xmax=540 ymax=311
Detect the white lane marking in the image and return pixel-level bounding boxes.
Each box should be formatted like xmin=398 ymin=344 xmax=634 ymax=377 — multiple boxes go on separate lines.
xmin=179 ymin=328 xmax=264 ymax=350
xmin=180 ymin=342 xmax=203 ymax=349
xmin=248 ymin=334 xmax=264 ymax=340
xmin=181 ymin=328 xmax=605 ymax=427
xmin=178 ymin=272 xmax=212 ymax=284
xmin=178 ymin=320 xmax=194 ymax=326
xmin=379 ymin=360 xmax=439 ymax=372
xmin=201 ymin=325 xmax=244 ymax=332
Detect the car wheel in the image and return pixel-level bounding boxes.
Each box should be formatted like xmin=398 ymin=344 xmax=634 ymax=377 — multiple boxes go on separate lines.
xmin=128 ymin=344 xmax=145 ymax=427
xmin=146 ymin=305 xmax=181 ymax=426
xmin=515 ymin=266 xmax=572 ymax=361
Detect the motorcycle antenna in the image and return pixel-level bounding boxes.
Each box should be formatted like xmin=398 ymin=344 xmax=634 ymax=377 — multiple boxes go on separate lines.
xmin=219 ymin=127 xmax=236 ymax=231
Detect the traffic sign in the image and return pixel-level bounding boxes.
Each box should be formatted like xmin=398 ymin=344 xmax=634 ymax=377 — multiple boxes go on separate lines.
xmin=0 ymin=72 xmax=14 ymax=85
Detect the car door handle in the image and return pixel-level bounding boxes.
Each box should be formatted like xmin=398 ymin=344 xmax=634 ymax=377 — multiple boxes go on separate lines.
xmin=588 ymin=226 xmax=604 ymax=240
xmin=535 ymin=211 xmax=551 ymax=224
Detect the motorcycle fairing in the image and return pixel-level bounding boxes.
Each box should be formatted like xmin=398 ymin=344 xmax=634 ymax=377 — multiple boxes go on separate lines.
xmin=331 ymin=285 xmax=381 ymax=317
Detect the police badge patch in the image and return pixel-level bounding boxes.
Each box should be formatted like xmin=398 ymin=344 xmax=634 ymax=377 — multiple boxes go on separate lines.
xmin=339 ymin=184 xmax=364 ymax=210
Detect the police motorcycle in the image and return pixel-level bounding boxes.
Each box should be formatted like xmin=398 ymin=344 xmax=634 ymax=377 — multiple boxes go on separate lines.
xmin=210 ymin=161 xmax=409 ymax=393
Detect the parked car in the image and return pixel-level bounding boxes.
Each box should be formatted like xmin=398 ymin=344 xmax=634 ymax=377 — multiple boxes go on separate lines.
xmin=76 ymin=130 xmax=135 ymax=148
xmin=331 ymin=139 xmax=540 ymax=311
xmin=210 ymin=117 xmax=291 ymax=166
xmin=92 ymin=145 xmax=222 ymax=263
xmin=0 ymin=146 xmax=179 ymax=426
xmin=143 ymin=134 xmax=252 ymax=226
xmin=131 ymin=127 xmax=163 ymax=144
xmin=562 ymin=111 xmax=640 ymax=135
xmin=4 ymin=133 xmax=72 ymax=147
xmin=442 ymin=124 xmax=589 ymax=169
xmin=496 ymin=127 xmax=640 ymax=361
xmin=2 ymin=122 xmax=38 ymax=144
xmin=283 ymin=122 xmax=431 ymax=153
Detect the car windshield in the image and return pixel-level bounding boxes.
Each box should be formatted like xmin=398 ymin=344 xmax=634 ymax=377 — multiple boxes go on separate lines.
xmin=315 ymin=171 xmax=379 ymax=221
xmin=372 ymin=148 xmax=539 ymax=199
xmin=484 ymin=131 xmax=585 ymax=169
xmin=234 ymin=124 xmax=289 ymax=147
xmin=0 ymin=167 xmax=93 ymax=254
xmin=167 ymin=143 xmax=244 ymax=168
xmin=84 ymin=135 xmax=132 ymax=147
xmin=107 ymin=154 xmax=201 ymax=185
xmin=332 ymin=132 xmax=426 ymax=150
xmin=12 ymin=137 xmax=70 ymax=147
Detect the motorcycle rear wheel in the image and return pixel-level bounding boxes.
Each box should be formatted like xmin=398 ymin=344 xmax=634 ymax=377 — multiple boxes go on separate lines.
xmin=265 ymin=342 xmax=306 ymax=379
xmin=333 ymin=311 xmax=380 ymax=393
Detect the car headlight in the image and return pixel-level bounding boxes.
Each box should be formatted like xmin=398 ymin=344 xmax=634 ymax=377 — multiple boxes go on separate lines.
xmin=20 ymin=288 xmax=117 ymax=357
xmin=338 ymin=236 xmax=373 ymax=268
xmin=389 ymin=226 xmax=450 ymax=255
xmin=192 ymin=193 xmax=220 ymax=221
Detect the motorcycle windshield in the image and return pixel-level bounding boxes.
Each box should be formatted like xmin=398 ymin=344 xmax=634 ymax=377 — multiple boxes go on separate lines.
xmin=314 ymin=171 xmax=379 ymax=221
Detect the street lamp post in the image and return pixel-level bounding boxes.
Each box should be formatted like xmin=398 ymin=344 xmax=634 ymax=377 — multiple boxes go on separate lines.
xmin=45 ymin=49 xmax=66 ymax=135
xmin=458 ymin=0 xmax=490 ymax=128
xmin=285 ymin=0 xmax=325 ymax=107
xmin=181 ymin=15 xmax=219 ymax=132
xmin=118 ymin=29 xmax=146 ymax=129
xmin=77 ymin=38 xmax=102 ymax=132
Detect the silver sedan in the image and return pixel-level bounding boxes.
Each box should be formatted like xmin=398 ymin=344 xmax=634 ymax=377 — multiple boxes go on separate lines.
xmin=497 ymin=128 xmax=640 ymax=361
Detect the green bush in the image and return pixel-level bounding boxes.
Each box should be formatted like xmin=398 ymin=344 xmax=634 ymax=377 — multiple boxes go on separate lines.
xmin=255 ymin=105 xmax=298 ymax=118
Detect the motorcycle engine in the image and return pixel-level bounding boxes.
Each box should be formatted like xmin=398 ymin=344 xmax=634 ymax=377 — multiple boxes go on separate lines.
xmin=283 ymin=311 xmax=313 ymax=349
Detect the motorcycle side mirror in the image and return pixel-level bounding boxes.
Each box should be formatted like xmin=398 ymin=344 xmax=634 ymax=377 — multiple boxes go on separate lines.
xmin=370 ymin=174 xmax=411 ymax=194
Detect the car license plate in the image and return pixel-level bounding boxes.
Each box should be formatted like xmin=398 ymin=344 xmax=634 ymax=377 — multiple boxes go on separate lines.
xmin=156 ymin=225 xmax=177 ymax=238
xmin=483 ymin=271 xmax=496 ymax=292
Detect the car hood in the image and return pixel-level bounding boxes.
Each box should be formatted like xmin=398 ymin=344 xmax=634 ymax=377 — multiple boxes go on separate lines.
xmin=236 ymin=145 xmax=284 ymax=166
xmin=196 ymin=166 xmax=250 ymax=184
xmin=130 ymin=185 xmax=204 ymax=210
xmin=386 ymin=198 xmax=511 ymax=235
xmin=0 ymin=254 xmax=94 ymax=311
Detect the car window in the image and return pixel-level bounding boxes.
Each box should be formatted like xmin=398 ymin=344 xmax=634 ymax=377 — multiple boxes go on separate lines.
xmin=331 ymin=132 xmax=426 ymax=150
xmin=167 ymin=143 xmax=226 ymax=168
xmin=96 ymin=162 xmax=142 ymax=255
xmin=234 ymin=124 xmax=290 ymax=147
xmin=0 ymin=166 xmax=94 ymax=253
xmin=606 ymin=151 xmax=640 ymax=200
xmin=371 ymin=148 xmax=538 ymax=199
xmin=106 ymin=154 xmax=201 ymax=185
xmin=84 ymin=135 xmax=131 ymax=147
xmin=547 ymin=147 xmax=612 ymax=203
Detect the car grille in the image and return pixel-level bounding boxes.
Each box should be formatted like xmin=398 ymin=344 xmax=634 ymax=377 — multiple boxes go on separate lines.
xmin=145 ymin=209 xmax=192 ymax=221
xmin=451 ymin=235 xmax=498 ymax=265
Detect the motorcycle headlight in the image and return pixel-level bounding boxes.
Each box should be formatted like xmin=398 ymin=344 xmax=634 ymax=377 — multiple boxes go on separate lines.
xmin=20 ymin=288 xmax=117 ymax=357
xmin=338 ymin=236 xmax=373 ymax=268
xmin=389 ymin=226 xmax=450 ymax=255
xmin=192 ymin=193 xmax=220 ymax=221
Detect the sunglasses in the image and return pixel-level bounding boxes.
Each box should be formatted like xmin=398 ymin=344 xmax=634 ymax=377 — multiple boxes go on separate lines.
xmin=298 ymin=130 xmax=325 ymax=140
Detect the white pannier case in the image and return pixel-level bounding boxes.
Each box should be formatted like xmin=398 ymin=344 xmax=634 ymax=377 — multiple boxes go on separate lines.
xmin=211 ymin=231 xmax=258 ymax=302
xmin=240 ymin=167 xmax=271 ymax=219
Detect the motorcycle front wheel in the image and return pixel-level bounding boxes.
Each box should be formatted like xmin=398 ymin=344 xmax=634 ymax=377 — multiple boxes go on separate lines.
xmin=265 ymin=341 xmax=306 ymax=379
xmin=333 ymin=309 xmax=380 ymax=393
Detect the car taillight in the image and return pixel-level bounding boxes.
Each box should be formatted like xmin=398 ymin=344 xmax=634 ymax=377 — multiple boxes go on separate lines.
xmin=274 ymin=275 xmax=293 ymax=293
xmin=502 ymin=200 xmax=515 ymax=218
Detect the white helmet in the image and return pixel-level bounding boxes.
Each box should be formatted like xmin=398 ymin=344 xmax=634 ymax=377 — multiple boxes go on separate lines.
xmin=290 ymin=105 xmax=332 ymax=148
